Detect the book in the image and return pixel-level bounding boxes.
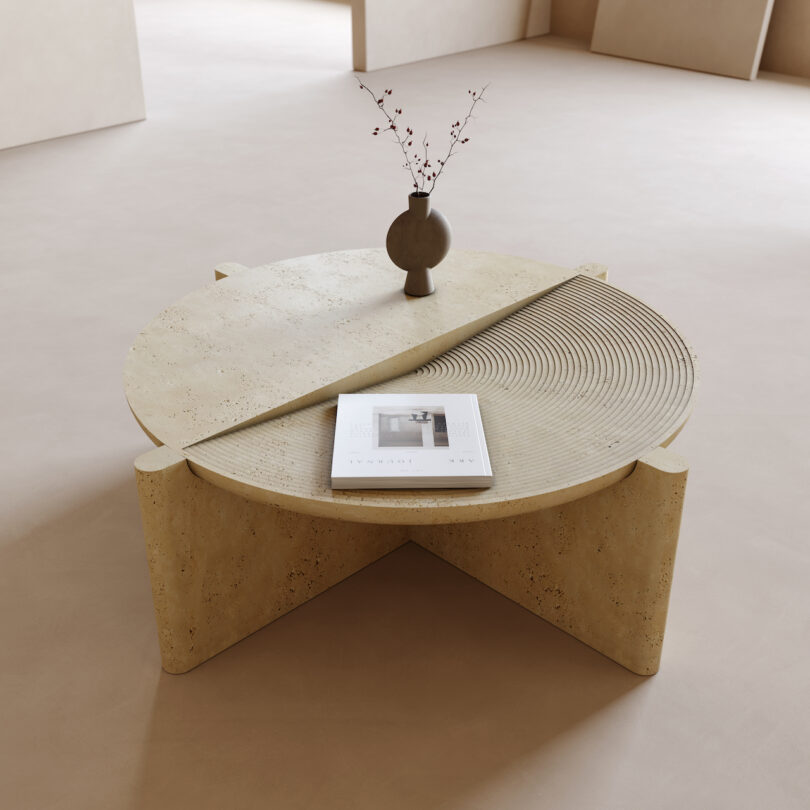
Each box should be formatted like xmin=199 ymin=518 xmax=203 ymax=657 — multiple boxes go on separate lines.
xmin=330 ymin=393 xmax=493 ymax=489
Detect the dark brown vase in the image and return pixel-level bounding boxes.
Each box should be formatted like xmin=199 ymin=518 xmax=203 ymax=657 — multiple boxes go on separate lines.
xmin=386 ymin=192 xmax=452 ymax=296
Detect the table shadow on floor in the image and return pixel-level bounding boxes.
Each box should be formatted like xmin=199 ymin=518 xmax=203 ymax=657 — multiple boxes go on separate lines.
xmin=129 ymin=543 xmax=642 ymax=809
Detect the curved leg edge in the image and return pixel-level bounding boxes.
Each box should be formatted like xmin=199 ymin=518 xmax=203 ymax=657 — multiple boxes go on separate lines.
xmin=415 ymin=446 xmax=689 ymax=675
xmin=134 ymin=449 xmax=407 ymax=673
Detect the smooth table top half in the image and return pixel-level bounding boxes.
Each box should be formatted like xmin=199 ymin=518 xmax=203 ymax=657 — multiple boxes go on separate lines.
xmin=127 ymin=249 xmax=698 ymax=525
xmin=125 ymin=249 xmax=579 ymax=449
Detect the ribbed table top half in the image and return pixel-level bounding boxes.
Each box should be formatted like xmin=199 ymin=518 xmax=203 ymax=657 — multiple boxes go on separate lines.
xmin=183 ymin=274 xmax=698 ymax=524
xmin=125 ymin=249 xmax=577 ymax=449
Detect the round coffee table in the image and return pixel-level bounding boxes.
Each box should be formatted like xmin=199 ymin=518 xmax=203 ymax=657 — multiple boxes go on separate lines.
xmin=127 ymin=249 xmax=697 ymax=676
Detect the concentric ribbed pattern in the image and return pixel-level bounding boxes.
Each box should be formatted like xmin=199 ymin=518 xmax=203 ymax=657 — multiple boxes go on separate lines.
xmin=184 ymin=276 xmax=697 ymax=524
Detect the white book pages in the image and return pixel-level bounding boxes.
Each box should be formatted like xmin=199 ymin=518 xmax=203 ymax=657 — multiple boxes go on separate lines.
xmin=331 ymin=393 xmax=492 ymax=489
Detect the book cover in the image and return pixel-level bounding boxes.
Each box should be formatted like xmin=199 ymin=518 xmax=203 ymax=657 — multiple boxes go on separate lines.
xmin=331 ymin=393 xmax=492 ymax=489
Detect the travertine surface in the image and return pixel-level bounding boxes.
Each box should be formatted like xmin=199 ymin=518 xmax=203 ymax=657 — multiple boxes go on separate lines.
xmin=184 ymin=275 xmax=697 ymax=524
xmin=135 ymin=441 xmax=686 ymax=676
xmin=136 ymin=445 xmax=406 ymax=673
xmin=130 ymin=252 xmax=697 ymax=674
xmin=418 ymin=446 xmax=689 ymax=675
xmin=124 ymin=249 xmax=576 ymax=448
xmin=5 ymin=8 xmax=807 ymax=805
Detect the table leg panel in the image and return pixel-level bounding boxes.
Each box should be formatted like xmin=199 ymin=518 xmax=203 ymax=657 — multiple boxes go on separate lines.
xmin=413 ymin=447 xmax=689 ymax=675
xmin=135 ymin=445 xmax=407 ymax=673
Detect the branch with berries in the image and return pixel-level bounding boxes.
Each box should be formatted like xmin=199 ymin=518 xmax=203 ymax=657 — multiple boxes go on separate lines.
xmin=356 ymin=78 xmax=488 ymax=196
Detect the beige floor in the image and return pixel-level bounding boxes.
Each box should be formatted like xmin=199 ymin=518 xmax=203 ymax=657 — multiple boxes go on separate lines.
xmin=1 ymin=0 xmax=809 ymax=807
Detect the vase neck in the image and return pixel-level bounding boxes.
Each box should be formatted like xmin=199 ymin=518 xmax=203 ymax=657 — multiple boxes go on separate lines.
xmin=408 ymin=193 xmax=431 ymax=220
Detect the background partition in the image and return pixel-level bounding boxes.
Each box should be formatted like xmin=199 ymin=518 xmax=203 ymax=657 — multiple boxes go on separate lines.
xmin=590 ymin=0 xmax=775 ymax=80
xmin=353 ymin=0 xmax=551 ymax=71
xmin=550 ymin=0 xmax=600 ymax=41
xmin=0 ymin=0 xmax=145 ymax=150
xmin=550 ymin=0 xmax=810 ymax=80
xmin=760 ymin=0 xmax=810 ymax=78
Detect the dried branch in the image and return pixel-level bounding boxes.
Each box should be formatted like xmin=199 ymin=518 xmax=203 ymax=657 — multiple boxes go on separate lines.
xmin=356 ymin=77 xmax=488 ymax=196
xmin=427 ymin=84 xmax=488 ymax=195
xmin=355 ymin=77 xmax=419 ymax=190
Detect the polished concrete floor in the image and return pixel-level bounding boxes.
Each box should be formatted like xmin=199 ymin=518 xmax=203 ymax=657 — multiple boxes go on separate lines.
xmin=2 ymin=1 xmax=809 ymax=807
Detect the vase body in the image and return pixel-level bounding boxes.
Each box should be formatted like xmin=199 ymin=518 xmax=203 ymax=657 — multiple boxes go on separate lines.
xmin=386 ymin=193 xmax=452 ymax=296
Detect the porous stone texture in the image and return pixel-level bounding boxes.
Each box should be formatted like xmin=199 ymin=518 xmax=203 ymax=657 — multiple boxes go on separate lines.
xmin=124 ymin=248 xmax=577 ymax=449
xmin=136 ymin=444 xmax=686 ymax=676
xmin=417 ymin=447 xmax=689 ymax=675
xmin=183 ymin=274 xmax=696 ymax=524
xmin=129 ymin=252 xmax=697 ymax=676
xmin=136 ymin=445 xmax=406 ymax=674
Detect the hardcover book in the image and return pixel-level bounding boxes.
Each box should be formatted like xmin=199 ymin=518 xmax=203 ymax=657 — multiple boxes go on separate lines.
xmin=330 ymin=393 xmax=492 ymax=489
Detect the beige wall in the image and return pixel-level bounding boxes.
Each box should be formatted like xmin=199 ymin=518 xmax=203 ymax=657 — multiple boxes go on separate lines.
xmin=0 ymin=0 xmax=145 ymax=150
xmin=760 ymin=0 xmax=810 ymax=77
xmin=550 ymin=0 xmax=599 ymax=41
xmin=353 ymin=0 xmax=551 ymax=71
xmin=550 ymin=0 xmax=810 ymax=79
xmin=590 ymin=0 xmax=775 ymax=81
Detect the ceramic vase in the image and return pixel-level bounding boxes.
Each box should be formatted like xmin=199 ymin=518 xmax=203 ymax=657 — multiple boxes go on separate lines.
xmin=386 ymin=192 xmax=452 ymax=296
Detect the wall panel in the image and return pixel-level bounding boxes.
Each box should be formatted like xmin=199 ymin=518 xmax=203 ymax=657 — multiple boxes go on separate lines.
xmin=0 ymin=0 xmax=145 ymax=150
xmin=590 ymin=0 xmax=775 ymax=80
xmin=353 ymin=0 xmax=551 ymax=71
xmin=761 ymin=0 xmax=810 ymax=78
xmin=550 ymin=0 xmax=599 ymax=41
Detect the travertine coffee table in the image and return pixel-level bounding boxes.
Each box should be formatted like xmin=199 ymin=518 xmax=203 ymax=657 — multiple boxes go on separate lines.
xmin=126 ymin=249 xmax=697 ymax=676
